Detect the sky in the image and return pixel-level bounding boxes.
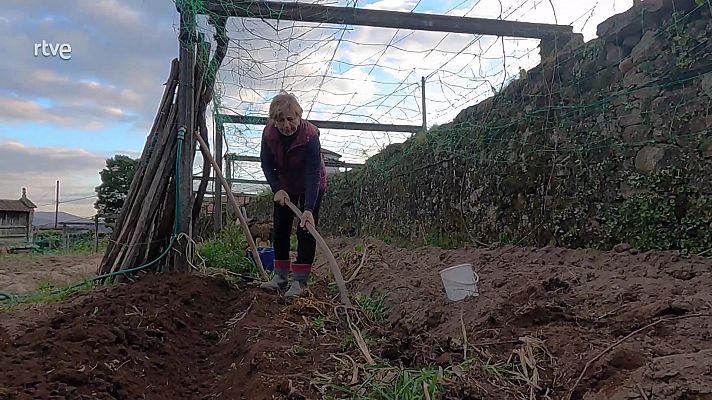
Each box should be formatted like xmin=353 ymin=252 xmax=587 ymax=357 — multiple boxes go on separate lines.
xmin=0 ymin=0 xmax=633 ymax=217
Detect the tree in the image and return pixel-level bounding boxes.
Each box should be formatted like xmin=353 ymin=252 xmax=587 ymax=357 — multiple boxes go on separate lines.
xmin=95 ymin=155 xmax=139 ymax=224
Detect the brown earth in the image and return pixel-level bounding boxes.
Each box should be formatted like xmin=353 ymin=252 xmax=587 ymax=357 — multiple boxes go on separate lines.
xmin=322 ymin=239 xmax=712 ymax=399
xmin=1 ymin=239 xmax=711 ymax=399
xmin=0 ymin=272 xmax=343 ymax=400
xmin=0 ymin=254 xmax=100 ymax=293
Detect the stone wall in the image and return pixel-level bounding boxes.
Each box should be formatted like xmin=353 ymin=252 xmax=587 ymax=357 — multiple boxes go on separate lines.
xmin=313 ymin=0 xmax=712 ymax=252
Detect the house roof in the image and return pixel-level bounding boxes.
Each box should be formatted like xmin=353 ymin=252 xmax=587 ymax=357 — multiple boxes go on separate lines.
xmin=0 ymin=198 xmax=36 ymax=212
xmin=320 ymin=148 xmax=342 ymax=158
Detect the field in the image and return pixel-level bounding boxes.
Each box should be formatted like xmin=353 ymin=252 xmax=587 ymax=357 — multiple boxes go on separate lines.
xmin=1 ymin=239 xmax=710 ymax=399
xmin=0 ymin=253 xmax=100 ymax=294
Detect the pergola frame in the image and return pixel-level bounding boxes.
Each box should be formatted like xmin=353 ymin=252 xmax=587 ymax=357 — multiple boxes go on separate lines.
xmin=180 ymin=0 xmax=576 ymax=232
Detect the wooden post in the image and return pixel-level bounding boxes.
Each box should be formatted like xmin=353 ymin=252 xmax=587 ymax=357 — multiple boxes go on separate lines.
xmin=206 ymin=0 xmax=574 ymax=39
xmin=62 ymin=223 xmax=68 ymax=250
xmin=421 ymin=76 xmax=427 ymax=131
xmin=218 ymin=114 xmax=422 ymax=133
xmin=54 ymin=180 xmax=59 ymax=229
xmin=94 ymin=214 xmax=99 ymax=253
xmin=194 ymin=133 xmax=269 ymax=281
xmin=225 ymin=154 xmax=232 ymax=190
xmin=213 ymin=121 xmax=224 ymax=232
xmin=175 ymin=4 xmax=196 ymax=272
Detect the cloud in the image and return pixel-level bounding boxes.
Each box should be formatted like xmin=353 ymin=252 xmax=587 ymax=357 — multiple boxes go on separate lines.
xmin=0 ymin=141 xmax=106 ymax=216
xmin=365 ymin=0 xmax=420 ymax=11
xmin=0 ymin=97 xmax=74 ymax=125
xmin=0 ymin=0 xmax=178 ymax=132
xmin=0 ymin=0 xmax=635 ymax=201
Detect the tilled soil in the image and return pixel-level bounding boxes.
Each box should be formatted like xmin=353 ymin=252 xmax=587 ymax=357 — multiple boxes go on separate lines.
xmin=323 ymin=239 xmax=712 ymax=399
xmin=1 ymin=240 xmax=711 ymax=399
xmin=0 ymin=273 xmax=341 ymax=400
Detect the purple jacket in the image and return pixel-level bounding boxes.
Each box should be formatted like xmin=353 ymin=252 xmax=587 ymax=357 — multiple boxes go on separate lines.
xmin=260 ymin=119 xmax=327 ymax=211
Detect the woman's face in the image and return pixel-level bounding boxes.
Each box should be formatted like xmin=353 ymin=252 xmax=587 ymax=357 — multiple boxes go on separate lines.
xmin=274 ymin=111 xmax=300 ymax=136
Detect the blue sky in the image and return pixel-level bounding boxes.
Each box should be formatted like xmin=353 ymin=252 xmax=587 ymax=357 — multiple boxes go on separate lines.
xmin=0 ymin=0 xmax=632 ymax=216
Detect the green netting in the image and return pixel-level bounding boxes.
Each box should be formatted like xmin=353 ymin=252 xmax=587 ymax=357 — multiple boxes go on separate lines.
xmin=179 ymin=0 xmax=711 ymax=252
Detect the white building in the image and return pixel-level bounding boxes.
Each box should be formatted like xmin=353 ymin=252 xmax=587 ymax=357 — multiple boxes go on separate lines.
xmin=321 ymin=148 xmax=343 ymax=176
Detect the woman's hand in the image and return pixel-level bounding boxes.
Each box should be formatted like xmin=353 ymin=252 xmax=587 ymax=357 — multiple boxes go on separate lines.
xmin=300 ymin=210 xmax=315 ymax=228
xmin=273 ymin=190 xmax=289 ymax=206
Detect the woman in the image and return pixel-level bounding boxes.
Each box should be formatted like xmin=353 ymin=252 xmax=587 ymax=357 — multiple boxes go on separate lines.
xmin=259 ymin=90 xmax=327 ymax=298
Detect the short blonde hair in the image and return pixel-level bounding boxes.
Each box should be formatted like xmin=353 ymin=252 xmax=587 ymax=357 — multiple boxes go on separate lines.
xmin=269 ymin=90 xmax=303 ymax=119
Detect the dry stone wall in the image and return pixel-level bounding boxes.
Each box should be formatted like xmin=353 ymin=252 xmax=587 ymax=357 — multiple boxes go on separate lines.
xmin=315 ymin=0 xmax=712 ymax=252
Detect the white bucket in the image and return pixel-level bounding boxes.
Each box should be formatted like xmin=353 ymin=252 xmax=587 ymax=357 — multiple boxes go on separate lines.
xmin=439 ymin=263 xmax=480 ymax=302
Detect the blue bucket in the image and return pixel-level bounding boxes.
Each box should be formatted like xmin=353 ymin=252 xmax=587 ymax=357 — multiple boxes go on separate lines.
xmin=247 ymin=247 xmax=275 ymax=272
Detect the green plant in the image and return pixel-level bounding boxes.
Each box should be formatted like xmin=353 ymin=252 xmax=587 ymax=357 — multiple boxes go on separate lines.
xmin=481 ymin=359 xmax=517 ymax=378
xmin=355 ymin=292 xmax=390 ymax=326
xmin=606 ymin=193 xmax=678 ymax=250
xmin=32 ymin=231 xmax=107 ymax=256
xmin=330 ymin=365 xmax=443 ymax=400
xmin=603 ymin=167 xmax=712 ymax=252
xmin=339 ymin=333 xmax=355 ymax=352
xmin=423 ymin=231 xmax=462 ymax=249
xmin=680 ymin=195 xmax=712 ymax=254
xmin=95 ymin=154 xmax=139 ymax=223
xmin=311 ymin=316 xmax=325 ymax=332
xmin=196 ymin=225 xmax=253 ymax=275
xmin=4 ymin=278 xmax=95 ymax=308
xmin=287 ymin=344 xmax=308 ymax=357
xmin=498 ymin=232 xmax=514 ymax=244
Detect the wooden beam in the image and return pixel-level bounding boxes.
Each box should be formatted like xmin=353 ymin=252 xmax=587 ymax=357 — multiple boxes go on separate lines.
xmin=193 ymin=176 xmax=269 ymax=186
xmin=199 ymin=192 xmax=256 ymax=197
xmin=230 ymin=178 xmax=269 ymax=186
xmin=203 ymin=0 xmax=573 ymax=39
xmin=421 ymin=76 xmax=427 ymax=130
xmin=224 ymin=154 xmax=363 ymax=169
xmin=213 ymin=121 xmax=223 ymax=231
xmin=51 ymin=222 xmax=97 ymax=227
xmin=218 ymin=113 xmax=422 ymax=133
xmin=175 ymin=7 xmax=196 ymax=272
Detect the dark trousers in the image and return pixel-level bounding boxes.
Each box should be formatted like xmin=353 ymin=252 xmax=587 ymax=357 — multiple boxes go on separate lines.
xmin=273 ymin=192 xmax=323 ymax=265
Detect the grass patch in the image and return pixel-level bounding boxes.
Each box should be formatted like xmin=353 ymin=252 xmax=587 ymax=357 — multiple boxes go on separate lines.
xmin=326 ymin=336 xmax=553 ymax=400
xmin=196 ymin=225 xmax=254 ymax=276
xmin=330 ymin=365 xmax=444 ymax=400
xmin=32 ymin=231 xmax=108 ymax=256
xmin=311 ymin=315 xmax=326 ymax=332
xmin=2 ymin=278 xmax=95 ymax=309
xmin=355 ymin=292 xmax=390 ymax=326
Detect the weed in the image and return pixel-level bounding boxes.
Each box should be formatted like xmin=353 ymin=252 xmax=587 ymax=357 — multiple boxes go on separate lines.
xmin=311 ymin=316 xmax=325 ymax=331
xmin=340 ymin=333 xmax=355 ymax=352
xmin=481 ymin=359 xmax=516 ymax=378
xmin=287 ymin=344 xmax=308 ymax=357
xmin=3 ymin=278 xmax=95 ymax=308
xmin=327 ymin=281 xmax=339 ymax=295
xmin=355 ymin=292 xmax=390 ymax=326
xmin=196 ymin=225 xmax=254 ymax=276
xmin=330 ymin=365 xmax=443 ymax=400
xmin=31 ymin=231 xmax=108 ymax=256
xmin=498 ymin=232 xmax=514 ymax=244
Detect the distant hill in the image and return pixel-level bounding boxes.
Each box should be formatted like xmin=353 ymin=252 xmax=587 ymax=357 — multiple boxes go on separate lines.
xmin=32 ymin=211 xmax=92 ymax=228
xmin=32 ymin=211 xmax=111 ymax=234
